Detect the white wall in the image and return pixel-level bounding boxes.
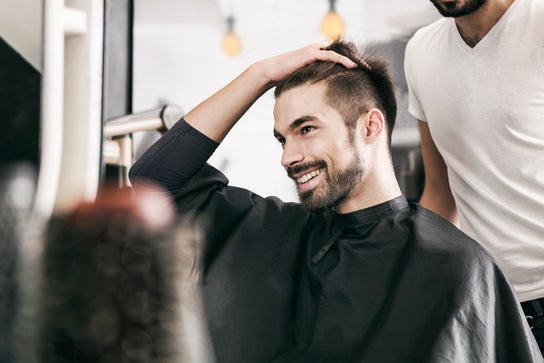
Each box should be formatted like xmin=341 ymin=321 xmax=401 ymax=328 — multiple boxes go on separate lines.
xmin=133 ymin=0 xmax=438 ymax=202
xmin=0 ymin=0 xmax=42 ymax=71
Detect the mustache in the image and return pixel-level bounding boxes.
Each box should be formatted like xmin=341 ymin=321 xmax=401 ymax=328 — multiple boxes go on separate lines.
xmin=286 ymin=160 xmax=327 ymax=179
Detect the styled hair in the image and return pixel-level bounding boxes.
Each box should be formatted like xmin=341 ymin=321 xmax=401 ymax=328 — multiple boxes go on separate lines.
xmin=274 ymin=40 xmax=397 ymax=146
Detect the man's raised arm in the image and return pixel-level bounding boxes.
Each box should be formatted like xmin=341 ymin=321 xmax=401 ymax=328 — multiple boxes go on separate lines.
xmin=129 ymin=44 xmax=357 ymax=193
xmin=184 ymin=43 xmax=357 ymax=142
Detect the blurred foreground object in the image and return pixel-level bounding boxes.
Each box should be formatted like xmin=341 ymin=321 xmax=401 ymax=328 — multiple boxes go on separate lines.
xmin=0 ymin=163 xmax=37 ymax=363
xmin=34 ymin=184 xmax=214 ymax=363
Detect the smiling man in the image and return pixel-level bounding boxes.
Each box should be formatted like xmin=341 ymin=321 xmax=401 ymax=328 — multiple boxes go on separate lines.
xmin=129 ymin=41 xmax=542 ymax=362
xmin=274 ymin=88 xmax=368 ymax=212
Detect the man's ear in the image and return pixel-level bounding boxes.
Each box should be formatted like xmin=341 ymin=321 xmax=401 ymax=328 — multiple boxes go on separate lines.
xmin=362 ymin=108 xmax=385 ymax=143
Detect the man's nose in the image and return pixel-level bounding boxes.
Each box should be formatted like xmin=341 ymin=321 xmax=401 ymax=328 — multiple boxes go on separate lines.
xmin=281 ymin=141 xmax=304 ymax=168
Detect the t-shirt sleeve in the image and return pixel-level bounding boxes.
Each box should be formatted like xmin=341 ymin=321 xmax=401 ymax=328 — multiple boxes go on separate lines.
xmin=128 ymin=117 xmax=219 ymax=194
xmin=404 ymin=36 xmax=427 ymax=123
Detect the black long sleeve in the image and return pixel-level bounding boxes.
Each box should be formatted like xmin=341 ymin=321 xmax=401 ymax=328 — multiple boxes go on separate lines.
xmin=128 ymin=118 xmax=219 ymax=195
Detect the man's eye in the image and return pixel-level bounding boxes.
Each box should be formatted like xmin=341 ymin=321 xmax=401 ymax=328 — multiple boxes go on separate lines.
xmin=276 ymin=137 xmax=285 ymax=145
xmin=301 ymin=126 xmax=315 ymax=135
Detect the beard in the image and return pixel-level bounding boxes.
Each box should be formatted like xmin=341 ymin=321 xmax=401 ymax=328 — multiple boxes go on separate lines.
xmin=429 ymin=0 xmax=486 ymax=17
xmin=288 ymin=153 xmax=365 ymax=212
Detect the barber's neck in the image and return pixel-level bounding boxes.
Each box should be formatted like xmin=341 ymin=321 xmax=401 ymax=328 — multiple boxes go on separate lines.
xmin=455 ymin=0 xmax=515 ymax=47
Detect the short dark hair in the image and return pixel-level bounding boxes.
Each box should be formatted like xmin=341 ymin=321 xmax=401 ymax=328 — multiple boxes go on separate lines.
xmin=274 ymin=40 xmax=397 ymax=146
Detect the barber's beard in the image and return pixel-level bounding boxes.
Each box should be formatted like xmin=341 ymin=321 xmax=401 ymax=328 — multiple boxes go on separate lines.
xmin=430 ymin=0 xmax=486 ymax=17
xmin=290 ymin=153 xmax=365 ymax=213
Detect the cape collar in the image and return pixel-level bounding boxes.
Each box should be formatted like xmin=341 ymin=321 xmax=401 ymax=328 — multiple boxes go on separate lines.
xmin=334 ymin=196 xmax=410 ymax=228
xmin=311 ymin=196 xmax=411 ymax=264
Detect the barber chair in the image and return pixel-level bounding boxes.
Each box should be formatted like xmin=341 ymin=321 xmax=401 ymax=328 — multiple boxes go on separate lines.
xmin=103 ymin=104 xmax=183 ymax=187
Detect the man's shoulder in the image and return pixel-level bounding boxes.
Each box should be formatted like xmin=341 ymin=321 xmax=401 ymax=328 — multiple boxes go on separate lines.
xmin=401 ymin=205 xmax=509 ymax=299
xmin=406 ymin=18 xmax=451 ymax=53
xmin=408 ymin=204 xmax=495 ymax=266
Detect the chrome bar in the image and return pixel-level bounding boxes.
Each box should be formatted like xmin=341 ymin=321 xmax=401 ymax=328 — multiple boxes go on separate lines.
xmin=104 ymin=104 xmax=183 ymax=138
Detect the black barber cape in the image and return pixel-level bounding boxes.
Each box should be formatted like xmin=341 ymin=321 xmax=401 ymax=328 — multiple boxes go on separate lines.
xmin=130 ymin=119 xmax=542 ymax=363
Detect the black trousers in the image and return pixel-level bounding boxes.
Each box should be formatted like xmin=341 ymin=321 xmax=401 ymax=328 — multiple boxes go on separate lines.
xmin=521 ymin=298 xmax=544 ymax=354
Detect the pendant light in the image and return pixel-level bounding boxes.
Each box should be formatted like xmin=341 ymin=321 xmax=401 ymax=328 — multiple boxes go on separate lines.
xmin=320 ymin=0 xmax=345 ymax=40
xmin=221 ymin=15 xmax=242 ymax=57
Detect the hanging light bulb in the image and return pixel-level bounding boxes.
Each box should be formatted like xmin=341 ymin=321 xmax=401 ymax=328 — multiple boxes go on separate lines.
xmin=221 ymin=15 xmax=242 ymax=57
xmin=320 ymin=0 xmax=345 ymax=40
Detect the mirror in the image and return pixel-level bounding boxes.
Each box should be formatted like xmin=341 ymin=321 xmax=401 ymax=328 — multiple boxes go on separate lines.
xmin=131 ymin=0 xmax=439 ymax=201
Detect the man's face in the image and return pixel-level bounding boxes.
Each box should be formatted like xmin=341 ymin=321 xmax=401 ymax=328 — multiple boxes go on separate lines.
xmin=273 ymin=83 xmax=366 ymax=212
xmin=429 ymin=0 xmax=486 ymax=17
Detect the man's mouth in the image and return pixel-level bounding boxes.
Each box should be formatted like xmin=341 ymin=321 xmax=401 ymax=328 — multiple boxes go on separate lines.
xmin=296 ymin=169 xmax=322 ymax=184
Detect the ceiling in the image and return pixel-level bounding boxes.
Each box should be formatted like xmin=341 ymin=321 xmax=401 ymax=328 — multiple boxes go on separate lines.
xmin=135 ymin=0 xmax=441 ymax=44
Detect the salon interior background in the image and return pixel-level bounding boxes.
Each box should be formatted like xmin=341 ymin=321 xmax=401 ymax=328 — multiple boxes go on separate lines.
xmin=1 ymin=0 xmax=440 ymax=216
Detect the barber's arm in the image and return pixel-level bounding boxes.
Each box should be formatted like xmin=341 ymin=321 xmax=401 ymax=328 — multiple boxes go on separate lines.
xmin=418 ymin=120 xmax=459 ymax=226
xmin=184 ymin=43 xmax=357 ymax=143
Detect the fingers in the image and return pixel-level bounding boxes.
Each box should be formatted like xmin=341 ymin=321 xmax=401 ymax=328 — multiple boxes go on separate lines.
xmin=306 ymin=43 xmax=358 ymax=69
xmin=321 ymin=50 xmax=358 ymax=69
xmin=262 ymin=42 xmax=360 ymax=84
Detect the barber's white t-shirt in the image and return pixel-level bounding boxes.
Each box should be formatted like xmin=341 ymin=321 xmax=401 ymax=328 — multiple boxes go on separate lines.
xmin=405 ymin=0 xmax=544 ymax=301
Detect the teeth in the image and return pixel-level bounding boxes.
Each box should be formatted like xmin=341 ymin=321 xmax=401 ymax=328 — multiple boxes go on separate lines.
xmin=296 ymin=169 xmax=321 ymax=184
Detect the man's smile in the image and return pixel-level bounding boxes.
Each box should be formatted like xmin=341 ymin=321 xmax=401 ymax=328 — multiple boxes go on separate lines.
xmin=296 ymin=168 xmax=322 ymax=184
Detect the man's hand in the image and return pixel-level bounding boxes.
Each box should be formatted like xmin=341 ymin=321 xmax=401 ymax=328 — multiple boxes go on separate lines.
xmin=184 ymin=42 xmax=357 ymax=143
xmin=258 ymin=43 xmax=358 ymax=86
